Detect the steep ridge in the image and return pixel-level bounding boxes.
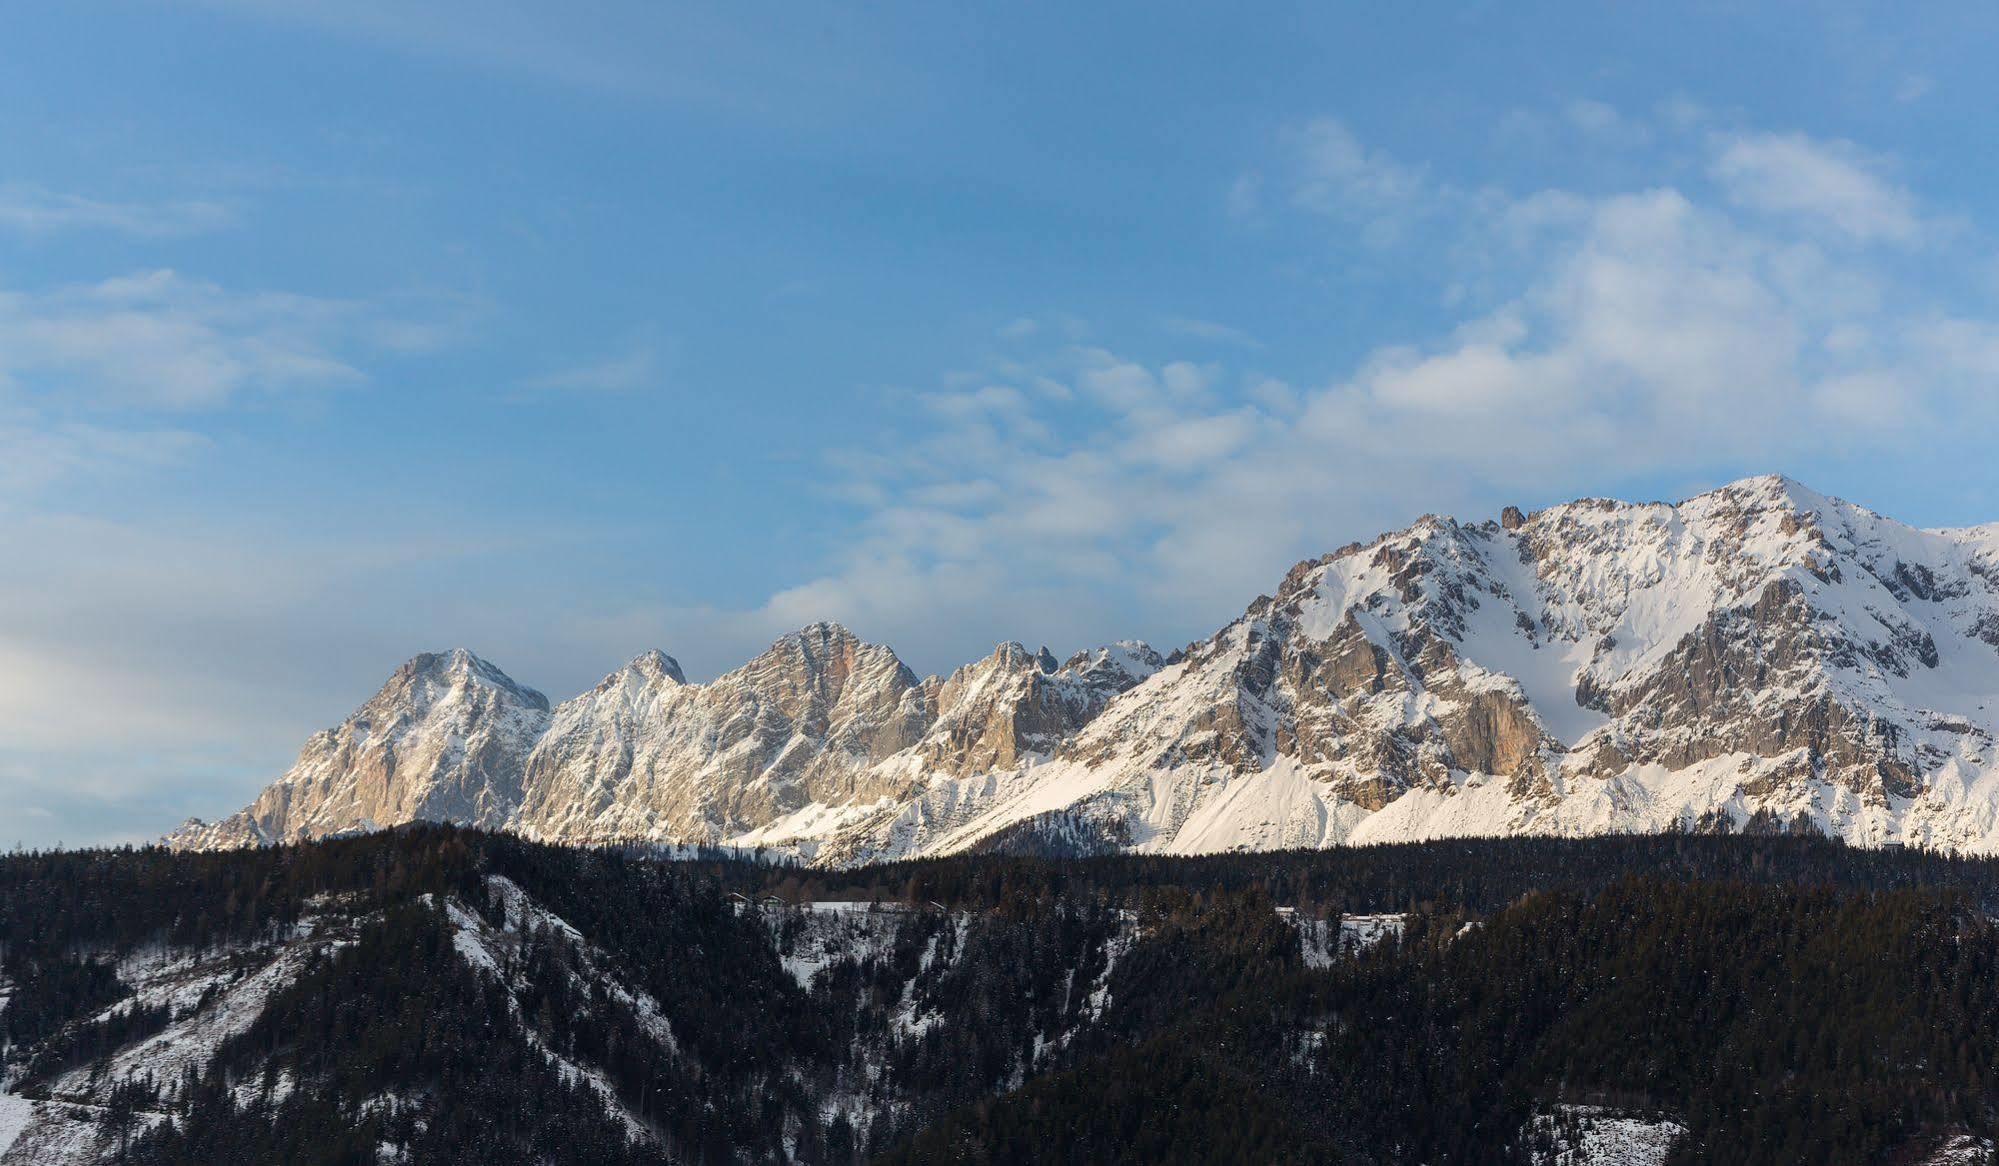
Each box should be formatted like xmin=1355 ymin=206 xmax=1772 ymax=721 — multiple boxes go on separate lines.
xmin=172 ymin=627 xmax=1162 ymax=859
xmin=172 ymin=649 xmax=552 ymax=850
xmin=173 ymin=475 xmax=1999 ymax=859
xmin=514 ymin=625 xmax=932 ymax=847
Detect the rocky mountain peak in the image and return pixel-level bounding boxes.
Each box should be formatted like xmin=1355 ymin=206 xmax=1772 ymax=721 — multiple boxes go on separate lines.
xmin=1061 ymin=640 xmax=1166 ymax=685
xmin=167 ymin=649 xmax=553 ymax=851
xmin=627 ymin=649 xmax=686 ymax=685
xmin=575 ymin=650 xmax=688 ymax=702
xmin=388 ymin=648 xmax=550 ymax=712
xmin=782 ymin=620 xmax=861 ymax=650
xmin=970 ymin=640 xmax=1049 ymax=676
xmin=725 ymin=622 xmax=917 ymax=719
xmin=176 ymin=475 xmax=1999 ymax=865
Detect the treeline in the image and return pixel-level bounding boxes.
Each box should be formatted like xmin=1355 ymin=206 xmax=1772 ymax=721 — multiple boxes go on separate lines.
xmin=751 ymin=831 xmax=1999 ymax=917
xmin=0 ymin=827 xmax=485 ymax=962
xmin=8 ymin=827 xmax=1994 ymax=964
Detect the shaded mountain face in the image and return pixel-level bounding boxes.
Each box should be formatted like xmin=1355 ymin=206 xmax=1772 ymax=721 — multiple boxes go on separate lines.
xmin=173 ymin=475 xmax=1999 ymax=860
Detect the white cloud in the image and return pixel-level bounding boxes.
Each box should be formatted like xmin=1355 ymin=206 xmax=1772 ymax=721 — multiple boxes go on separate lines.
xmin=1656 ymin=96 xmax=1710 ymax=134
xmin=0 ymin=259 xmax=495 ymax=842
xmin=0 ymin=184 xmax=235 ymax=238
xmin=1710 ymin=132 xmax=1922 ymax=243
xmin=1077 ymin=350 xmax=1166 ymax=412
xmin=1289 ymin=117 xmax=1428 ymax=217
xmin=0 ymin=269 xmax=426 ymax=410
xmin=1159 ymin=361 xmax=1216 ymax=400
xmin=1565 ymin=99 xmax=1652 ymax=147
xmin=0 ymin=418 xmax=209 ymax=498
xmin=1121 ymin=409 xmax=1259 ymax=470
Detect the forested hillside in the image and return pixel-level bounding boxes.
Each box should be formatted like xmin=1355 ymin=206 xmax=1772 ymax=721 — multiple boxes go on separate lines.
xmin=4 ymin=829 xmax=1998 ymax=1164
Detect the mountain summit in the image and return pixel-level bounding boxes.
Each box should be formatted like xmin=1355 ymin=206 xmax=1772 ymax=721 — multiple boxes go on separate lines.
xmin=171 ymin=648 xmax=552 ymax=851
xmin=172 ymin=476 xmax=1999 ymax=860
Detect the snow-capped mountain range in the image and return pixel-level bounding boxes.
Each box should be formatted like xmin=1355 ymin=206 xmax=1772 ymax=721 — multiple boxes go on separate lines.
xmin=171 ymin=475 xmax=1999 ymax=860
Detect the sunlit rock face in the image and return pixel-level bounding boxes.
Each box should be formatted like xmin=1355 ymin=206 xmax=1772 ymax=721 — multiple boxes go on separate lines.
xmin=170 ymin=648 xmax=552 ymax=850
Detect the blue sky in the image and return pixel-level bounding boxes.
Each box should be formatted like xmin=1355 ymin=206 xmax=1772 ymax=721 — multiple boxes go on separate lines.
xmin=5 ymin=1 xmax=1999 ymax=846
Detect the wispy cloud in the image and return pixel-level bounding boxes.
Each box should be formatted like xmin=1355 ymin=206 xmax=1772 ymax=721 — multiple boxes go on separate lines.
xmin=1162 ymin=317 xmax=1264 ymax=350
xmin=0 ymin=416 xmax=209 ymax=499
xmin=518 ymin=331 xmax=667 ymax=394
xmin=0 ymin=507 xmax=641 ymax=844
xmin=1226 ymin=173 xmax=1263 ymax=221
xmin=1710 ymin=131 xmax=1923 ymax=244
xmin=0 ymin=269 xmax=469 ymax=411
xmin=0 ymin=184 xmax=235 ymax=238
xmin=1288 ymin=117 xmax=1428 ymax=218
xmin=189 ymin=0 xmax=898 ymax=123
xmin=1564 ymin=99 xmax=1653 ymax=147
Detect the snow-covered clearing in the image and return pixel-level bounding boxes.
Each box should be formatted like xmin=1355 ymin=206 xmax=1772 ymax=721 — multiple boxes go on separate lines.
xmin=1294 ymin=912 xmax=1408 ymax=968
xmin=765 ymin=902 xmax=913 ymax=989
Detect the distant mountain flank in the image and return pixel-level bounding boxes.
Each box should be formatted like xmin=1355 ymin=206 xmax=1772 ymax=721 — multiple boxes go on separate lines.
xmin=172 ymin=475 xmax=1999 ymax=860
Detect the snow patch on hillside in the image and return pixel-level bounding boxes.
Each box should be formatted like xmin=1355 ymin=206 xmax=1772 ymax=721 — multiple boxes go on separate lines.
xmin=1922 ymin=1133 xmax=1997 ymax=1165
xmin=1295 ymin=913 xmax=1408 ymax=968
xmin=766 ymin=902 xmax=909 ymax=989
xmin=1527 ymin=1106 xmax=1686 ymax=1166
xmin=0 ymin=1096 xmax=136 ymax=1166
xmin=0 ymin=1094 xmax=31 ymax=1158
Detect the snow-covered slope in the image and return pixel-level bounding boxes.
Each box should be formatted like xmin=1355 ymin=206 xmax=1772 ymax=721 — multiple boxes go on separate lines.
xmin=0 ymin=906 xmax=363 ymax=1165
xmin=173 ymin=475 xmax=1999 ymax=860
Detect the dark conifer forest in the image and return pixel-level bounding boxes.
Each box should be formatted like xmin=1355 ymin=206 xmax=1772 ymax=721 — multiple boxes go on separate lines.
xmin=3 ymin=828 xmax=1999 ymax=1164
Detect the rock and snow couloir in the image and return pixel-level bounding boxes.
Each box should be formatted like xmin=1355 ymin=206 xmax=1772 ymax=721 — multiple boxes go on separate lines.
xmin=172 ymin=475 xmax=1999 ymax=860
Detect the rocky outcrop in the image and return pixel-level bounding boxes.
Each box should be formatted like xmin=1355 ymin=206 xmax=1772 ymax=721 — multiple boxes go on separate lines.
xmin=915 ymin=640 xmax=1163 ymax=776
